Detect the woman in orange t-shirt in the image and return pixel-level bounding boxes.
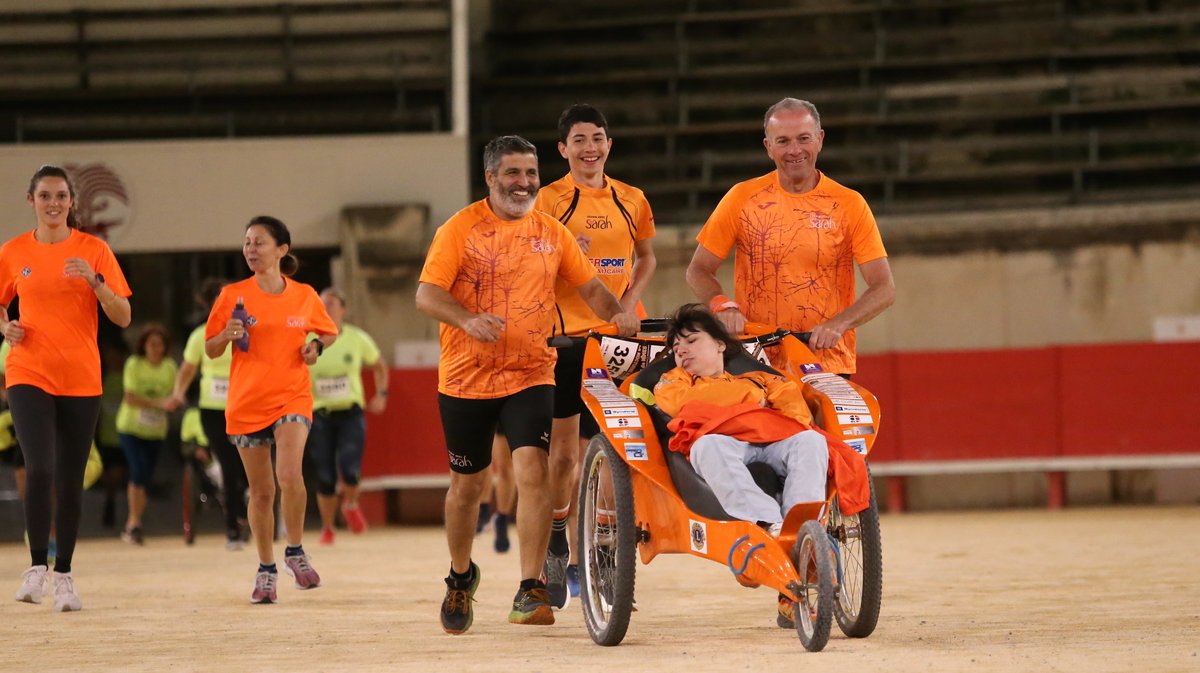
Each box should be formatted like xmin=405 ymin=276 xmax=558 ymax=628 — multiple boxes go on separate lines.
xmin=1 ymin=165 xmax=132 ymax=612
xmin=204 ymin=216 xmax=337 ymax=604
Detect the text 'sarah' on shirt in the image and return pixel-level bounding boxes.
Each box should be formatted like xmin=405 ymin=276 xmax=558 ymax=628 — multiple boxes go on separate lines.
xmin=536 ymin=173 xmax=655 ymax=336
xmin=0 ymin=229 xmax=132 ymax=396
xmin=419 ymin=198 xmax=597 ymax=399
xmin=696 ymin=172 xmax=887 ymax=375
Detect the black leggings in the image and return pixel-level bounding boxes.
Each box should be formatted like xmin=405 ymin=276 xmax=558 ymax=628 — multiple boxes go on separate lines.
xmin=8 ymin=385 xmax=101 ymax=574
xmin=200 ymin=408 xmax=248 ymax=540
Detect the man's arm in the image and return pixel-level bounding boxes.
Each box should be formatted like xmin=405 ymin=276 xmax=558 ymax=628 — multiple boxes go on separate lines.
xmin=619 ymin=238 xmax=658 ymax=314
xmin=415 ymin=282 xmax=504 ymax=343
xmin=685 ymin=245 xmax=745 ymax=334
xmin=576 ymin=278 xmax=638 ymax=336
xmin=809 ymin=257 xmax=896 ymax=350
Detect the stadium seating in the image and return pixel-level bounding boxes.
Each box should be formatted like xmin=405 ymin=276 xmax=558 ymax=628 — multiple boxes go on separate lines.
xmin=0 ymin=0 xmax=452 ymax=141
xmin=479 ymin=0 xmax=1200 ymax=225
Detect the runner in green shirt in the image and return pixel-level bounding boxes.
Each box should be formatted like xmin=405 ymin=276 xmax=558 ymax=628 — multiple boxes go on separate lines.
xmin=307 ymin=288 xmax=389 ymax=545
xmin=169 ymin=278 xmax=249 ymax=550
xmin=116 ymin=324 xmax=177 ymax=545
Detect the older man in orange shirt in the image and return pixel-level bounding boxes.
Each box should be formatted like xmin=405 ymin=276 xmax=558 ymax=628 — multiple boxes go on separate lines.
xmin=686 ymin=98 xmax=895 ymax=375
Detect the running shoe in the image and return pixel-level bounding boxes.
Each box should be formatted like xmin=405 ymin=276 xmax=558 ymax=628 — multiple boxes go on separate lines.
xmin=15 ymin=565 xmax=49 ymax=604
xmin=318 ymin=527 xmax=335 ymax=546
xmin=121 ymin=526 xmax=144 ymax=546
xmin=225 ymin=538 xmax=245 ymax=551
xmin=566 ymin=564 xmax=580 ymax=599
xmin=283 ymin=553 xmax=321 ymax=589
xmin=508 ymin=583 xmax=555 ymax=625
xmin=541 ymin=550 xmax=570 ymax=610
xmin=52 ymin=572 xmax=82 ymax=612
xmin=251 ymin=570 xmax=277 ymax=604
xmin=777 ymin=593 xmax=795 ymax=628
xmin=342 ymin=505 xmax=368 ymax=534
xmin=440 ymin=561 xmax=481 ymax=635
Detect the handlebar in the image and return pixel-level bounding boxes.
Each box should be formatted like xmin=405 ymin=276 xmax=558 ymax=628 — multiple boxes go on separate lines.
xmin=573 ymin=321 xmax=812 ymax=345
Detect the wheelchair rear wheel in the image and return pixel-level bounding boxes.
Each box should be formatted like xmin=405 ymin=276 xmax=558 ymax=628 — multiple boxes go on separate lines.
xmin=828 ymin=466 xmax=882 ymax=638
xmin=793 ymin=519 xmax=835 ymax=652
xmin=578 ymin=434 xmax=637 ymax=646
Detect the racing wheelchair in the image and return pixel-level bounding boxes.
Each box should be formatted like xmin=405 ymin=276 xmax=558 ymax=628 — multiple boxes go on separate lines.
xmin=570 ymin=320 xmax=883 ymax=651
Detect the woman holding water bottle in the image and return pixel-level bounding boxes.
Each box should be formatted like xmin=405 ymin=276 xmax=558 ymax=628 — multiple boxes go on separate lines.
xmin=205 ymin=215 xmax=337 ymax=604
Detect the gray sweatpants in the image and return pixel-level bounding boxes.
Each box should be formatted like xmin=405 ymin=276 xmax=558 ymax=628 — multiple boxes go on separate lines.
xmin=689 ymin=430 xmax=829 ymax=524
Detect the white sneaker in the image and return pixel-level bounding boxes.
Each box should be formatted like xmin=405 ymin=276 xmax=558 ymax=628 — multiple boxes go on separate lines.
xmin=766 ymin=522 xmax=783 ymax=538
xmin=15 ymin=565 xmax=49 ymax=604
xmin=52 ymin=571 xmax=82 ymax=612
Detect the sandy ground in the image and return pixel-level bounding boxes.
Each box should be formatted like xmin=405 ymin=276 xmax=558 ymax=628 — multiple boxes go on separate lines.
xmin=2 ymin=506 xmax=1198 ymax=673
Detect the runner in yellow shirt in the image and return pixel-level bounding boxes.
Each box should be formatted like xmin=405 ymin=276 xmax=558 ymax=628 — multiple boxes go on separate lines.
xmin=306 ymin=287 xmax=389 ymax=545
xmin=115 ymin=324 xmax=177 ymax=545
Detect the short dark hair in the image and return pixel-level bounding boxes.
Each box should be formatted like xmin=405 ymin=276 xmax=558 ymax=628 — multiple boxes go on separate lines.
xmin=27 ymin=164 xmax=80 ymax=229
xmin=245 ymin=215 xmax=299 ymax=277
xmin=665 ymin=303 xmax=744 ymax=365
xmin=195 ymin=277 xmax=226 ymax=308
xmin=483 ymin=135 xmax=537 ymax=174
xmin=135 ymin=322 xmax=170 ymax=357
xmin=763 ymin=98 xmax=822 ymax=135
xmin=557 ymin=104 xmax=610 ymax=144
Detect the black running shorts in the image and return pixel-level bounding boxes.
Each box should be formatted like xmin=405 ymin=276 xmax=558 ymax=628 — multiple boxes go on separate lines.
xmin=438 ymin=385 xmax=553 ymax=474
xmin=551 ymin=337 xmax=600 ymax=438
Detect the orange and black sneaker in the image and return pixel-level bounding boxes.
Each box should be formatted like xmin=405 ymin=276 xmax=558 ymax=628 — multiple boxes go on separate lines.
xmin=508 ymin=581 xmax=555 ymax=625
xmin=777 ymin=592 xmax=795 ymax=629
xmin=441 ymin=561 xmax=481 ymax=635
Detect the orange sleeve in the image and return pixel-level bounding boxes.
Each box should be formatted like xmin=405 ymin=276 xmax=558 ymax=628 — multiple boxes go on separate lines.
xmin=93 ymin=240 xmax=131 ymax=298
xmin=305 ymin=287 xmax=338 ymax=336
xmin=848 ymin=194 xmax=887 ymax=265
xmin=760 ymin=372 xmax=813 ymax=425
xmin=555 ymin=221 xmax=597 ymax=288
xmin=418 ymin=220 xmax=465 ymax=290
xmin=633 ymin=191 xmax=656 ymax=242
xmin=651 ymin=367 xmax=692 ymax=418
xmin=695 ymin=185 xmax=742 ymax=259
xmin=205 ymin=288 xmax=234 ymax=341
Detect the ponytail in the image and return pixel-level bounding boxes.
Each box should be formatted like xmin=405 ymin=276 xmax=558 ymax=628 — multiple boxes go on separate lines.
xmin=280 ymin=253 xmax=300 ymax=277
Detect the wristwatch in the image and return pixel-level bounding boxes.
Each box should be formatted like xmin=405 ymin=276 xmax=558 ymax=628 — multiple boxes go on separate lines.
xmin=89 ymin=273 xmax=105 ymax=290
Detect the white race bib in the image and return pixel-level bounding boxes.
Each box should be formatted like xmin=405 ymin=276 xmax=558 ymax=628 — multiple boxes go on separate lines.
xmin=208 ymin=377 xmax=229 ymax=401
xmin=137 ymin=407 xmax=166 ymax=428
xmin=316 ymin=376 xmax=351 ymax=399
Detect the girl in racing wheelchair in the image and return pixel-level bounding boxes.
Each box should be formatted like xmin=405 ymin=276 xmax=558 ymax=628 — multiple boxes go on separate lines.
xmin=651 ymin=304 xmax=830 ymax=538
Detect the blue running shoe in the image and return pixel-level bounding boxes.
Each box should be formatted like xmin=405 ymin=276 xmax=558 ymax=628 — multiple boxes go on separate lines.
xmin=566 ymin=563 xmax=580 ymax=599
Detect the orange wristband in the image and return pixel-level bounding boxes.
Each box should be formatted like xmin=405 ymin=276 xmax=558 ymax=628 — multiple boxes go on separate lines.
xmin=708 ymin=294 xmax=740 ymax=313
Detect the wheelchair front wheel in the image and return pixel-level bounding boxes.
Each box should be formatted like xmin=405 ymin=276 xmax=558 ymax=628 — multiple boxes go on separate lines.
xmin=793 ymin=519 xmax=835 ymax=652
xmin=829 ymin=467 xmax=883 ymax=638
xmin=577 ymin=434 xmax=637 ymax=646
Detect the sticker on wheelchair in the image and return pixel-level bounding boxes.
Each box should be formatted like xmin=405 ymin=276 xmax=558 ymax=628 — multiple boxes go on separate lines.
xmin=741 ymin=341 xmax=772 ymax=365
xmin=801 ymin=371 xmax=866 ymax=404
xmin=623 ymin=442 xmax=648 ymax=461
xmin=599 ymin=336 xmax=642 ymax=378
xmin=689 ymin=519 xmax=708 ymax=554
xmin=845 ymin=438 xmax=868 ymax=455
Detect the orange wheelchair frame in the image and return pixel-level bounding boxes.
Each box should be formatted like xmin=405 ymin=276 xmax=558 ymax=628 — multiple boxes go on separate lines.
xmin=573 ymin=321 xmax=883 ymax=651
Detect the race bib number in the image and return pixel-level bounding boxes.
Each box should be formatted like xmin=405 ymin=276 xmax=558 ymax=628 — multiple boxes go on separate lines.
xmin=208 ymin=377 xmax=229 ymax=402
xmin=599 ymin=337 xmax=640 ymax=378
xmin=137 ymin=407 xmax=166 ymax=428
xmin=316 ymin=376 xmax=351 ymax=399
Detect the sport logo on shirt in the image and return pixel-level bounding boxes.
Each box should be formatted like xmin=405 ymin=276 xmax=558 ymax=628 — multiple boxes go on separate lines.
xmin=20 ymin=267 xmax=31 ymax=277
xmin=809 ymin=213 xmax=833 ymax=230
xmin=530 ymin=238 xmax=554 ymax=253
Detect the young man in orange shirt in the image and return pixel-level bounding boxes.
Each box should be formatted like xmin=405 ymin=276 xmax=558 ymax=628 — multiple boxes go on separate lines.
xmin=416 ymin=135 xmax=638 ymax=634
xmin=685 ymin=98 xmax=896 ymax=376
xmin=533 ymin=104 xmax=656 ymax=609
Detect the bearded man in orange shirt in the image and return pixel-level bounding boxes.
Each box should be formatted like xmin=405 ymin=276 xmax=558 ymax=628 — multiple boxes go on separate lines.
xmin=686 ymin=98 xmax=895 ymax=376
xmin=416 ymin=135 xmax=637 ymax=634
